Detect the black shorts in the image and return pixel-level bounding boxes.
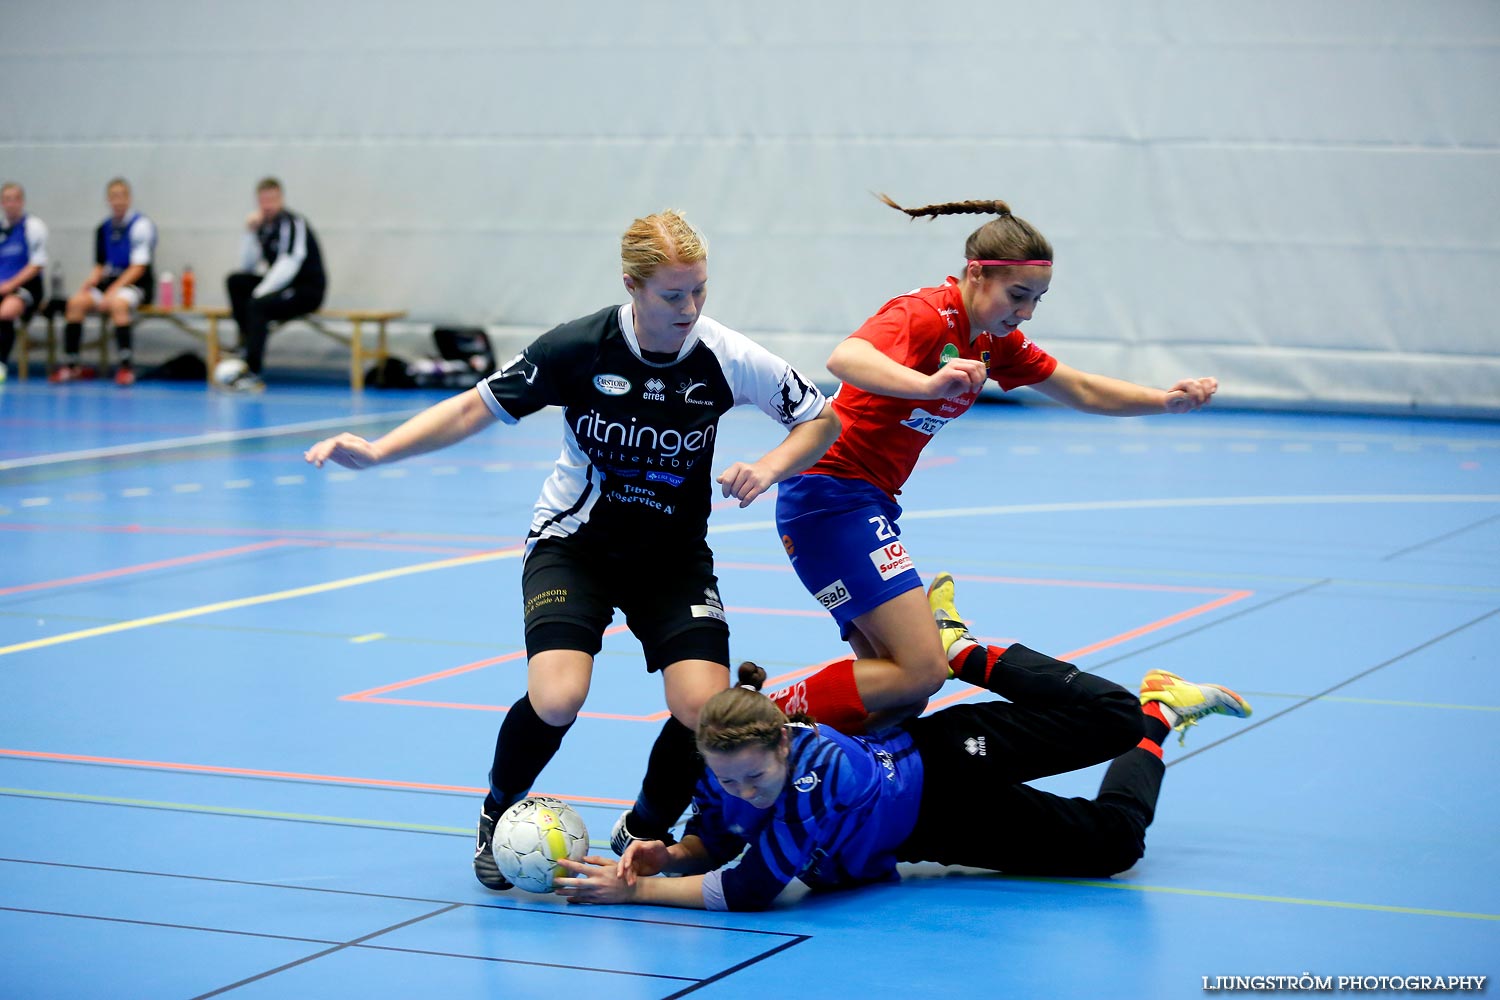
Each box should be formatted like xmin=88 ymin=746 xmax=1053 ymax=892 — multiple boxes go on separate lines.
xmin=92 ymin=271 xmax=154 ymax=306
xmin=521 ymin=534 xmax=730 ymax=672
xmin=5 ymin=274 xmax=44 ymax=319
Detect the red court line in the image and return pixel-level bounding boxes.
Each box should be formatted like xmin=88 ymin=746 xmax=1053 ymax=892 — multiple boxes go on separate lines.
xmin=0 ymin=747 xmax=631 ymax=806
xmin=715 ymin=561 xmax=1235 ymax=594
xmin=925 ymin=589 xmax=1255 ymax=711
xmin=341 ymin=625 xmax=669 ymax=719
xmin=0 ymin=521 xmax=525 ymax=547
xmin=341 ymin=622 xmax=838 ymax=721
xmin=948 ymin=573 xmax=1239 ymax=595
xmin=0 ymin=540 xmax=297 ymax=597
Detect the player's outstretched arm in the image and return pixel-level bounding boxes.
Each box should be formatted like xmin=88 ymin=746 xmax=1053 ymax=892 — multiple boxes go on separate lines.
xmin=304 ymin=388 xmax=498 ymax=470
xmin=1032 ymin=362 xmax=1217 ymax=416
xmin=827 ymin=336 xmax=986 ymax=400
xmin=717 ymin=403 xmax=841 ymax=508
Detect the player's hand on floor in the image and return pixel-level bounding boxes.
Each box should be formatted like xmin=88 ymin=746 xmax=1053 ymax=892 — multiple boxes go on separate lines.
xmin=618 ymin=839 xmax=670 ymax=884
xmin=304 ymin=433 xmax=381 ymax=469
xmin=555 ymin=856 xmax=633 ymax=904
xmin=717 ymin=461 xmax=775 ymax=508
xmin=1164 ymin=377 xmax=1218 ymax=414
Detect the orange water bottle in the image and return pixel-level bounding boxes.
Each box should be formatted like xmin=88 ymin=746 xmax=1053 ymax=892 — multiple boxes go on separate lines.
xmin=181 ymin=265 xmax=196 ymax=309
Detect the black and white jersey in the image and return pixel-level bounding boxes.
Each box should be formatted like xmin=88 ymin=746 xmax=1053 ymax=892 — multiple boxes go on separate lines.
xmin=477 ymin=304 xmax=827 ymax=553
xmin=240 ymin=209 xmax=326 ymax=298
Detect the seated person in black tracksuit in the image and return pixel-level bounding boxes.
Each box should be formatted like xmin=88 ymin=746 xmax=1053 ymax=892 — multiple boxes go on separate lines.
xmin=221 ymin=176 xmax=327 ymax=392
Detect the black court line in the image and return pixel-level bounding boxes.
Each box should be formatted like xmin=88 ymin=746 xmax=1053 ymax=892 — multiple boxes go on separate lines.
xmin=1381 ymin=511 xmax=1500 ymax=562
xmin=3 ymin=859 xmax=809 ymax=998
xmin=190 ymin=903 xmax=460 ymax=999
xmin=1168 ymin=604 xmax=1500 ymax=768
xmin=662 ymin=933 xmax=812 ymax=999
xmin=1085 ymin=579 xmax=1332 ymax=673
xmin=0 ymin=857 xmax=803 ymax=938
xmin=2 ymin=903 xmax=774 ymax=995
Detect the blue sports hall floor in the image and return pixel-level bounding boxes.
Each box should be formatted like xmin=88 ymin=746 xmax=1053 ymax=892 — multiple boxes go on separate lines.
xmin=1 ymin=378 xmax=1496 ymax=999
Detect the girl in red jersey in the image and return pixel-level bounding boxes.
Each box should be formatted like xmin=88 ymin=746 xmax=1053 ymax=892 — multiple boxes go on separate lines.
xmin=770 ymin=196 xmax=1217 ymax=730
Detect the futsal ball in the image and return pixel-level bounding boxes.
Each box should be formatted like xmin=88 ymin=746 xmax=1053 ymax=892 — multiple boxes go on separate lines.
xmin=213 ymin=357 xmax=248 ymax=386
xmin=492 ymin=796 xmax=589 ymax=893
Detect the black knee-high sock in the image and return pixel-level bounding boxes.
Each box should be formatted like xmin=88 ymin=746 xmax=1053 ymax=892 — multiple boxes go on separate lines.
xmin=484 ymin=694 xmax=572 ymax=815
xmin=954 ymin=642 xmax=1127 ymax=706
xmin=114 ymin=322 xmax=133 ymax=367
xmin=1096 ymin=746 xmax=1166 ymax=834
xmin=625 ymin=716 xmax=701 ymax=839
xmin=0 ymin=319 xmax=14 ymax=364
xmin=64 ymin=321 xmax=82 ymax=362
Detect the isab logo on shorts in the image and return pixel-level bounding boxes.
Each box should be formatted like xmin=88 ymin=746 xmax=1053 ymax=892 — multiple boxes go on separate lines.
xmin=593 ymin=374 xmax=631 ymax=396
xmin=869 ymin=541 xmax=913 ymax=581
xmin=814 ymin=579 xmax=851 ymax=610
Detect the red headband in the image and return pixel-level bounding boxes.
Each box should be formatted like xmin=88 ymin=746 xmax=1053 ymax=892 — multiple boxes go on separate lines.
xmin=969 ymin=259 xmax=1052 ymax=267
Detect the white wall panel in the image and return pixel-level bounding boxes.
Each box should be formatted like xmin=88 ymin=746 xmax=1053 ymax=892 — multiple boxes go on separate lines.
xmin=3 ymin=0 xmax=1495 ymax=412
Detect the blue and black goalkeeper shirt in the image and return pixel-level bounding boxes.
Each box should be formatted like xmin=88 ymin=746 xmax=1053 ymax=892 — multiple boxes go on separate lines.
xmin=687 ymin=723 xmax=924 ymax=911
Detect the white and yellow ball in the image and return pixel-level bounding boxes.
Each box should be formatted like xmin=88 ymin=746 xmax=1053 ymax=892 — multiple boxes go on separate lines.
xmin=493 ymin=796 xmax=589 ymax=893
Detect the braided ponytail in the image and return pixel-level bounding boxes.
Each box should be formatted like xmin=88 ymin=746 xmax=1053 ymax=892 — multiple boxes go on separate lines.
xmin=877 ymin=193 xmax=1012 ymax=221
xmin=877 ymin=192 xmax=1052 ymax=269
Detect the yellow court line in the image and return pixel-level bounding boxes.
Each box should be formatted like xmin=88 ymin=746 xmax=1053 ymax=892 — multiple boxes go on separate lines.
xmin=1006 ymin=875 xmax=1500 ymax=922
xmin=350 ymin=633 xmax=387 ymax=644
xmin=0 ymin=548 xmax=522 ymax=659
xmin=1244 ymin=691 xmax=1500 ymax=712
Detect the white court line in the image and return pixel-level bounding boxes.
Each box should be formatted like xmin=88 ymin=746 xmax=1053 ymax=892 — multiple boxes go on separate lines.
xmin=0 ymin=409 xmax=424 ymax=472
xmin=1015 ymin=419 xmax=1500 ymax=449
xmin=705 ymin=493 xmax=1500 ymax=536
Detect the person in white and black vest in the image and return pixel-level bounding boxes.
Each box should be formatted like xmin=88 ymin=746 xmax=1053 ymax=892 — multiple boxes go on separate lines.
xmin=221 ymin=177 xmax=327 ymax=392
xmin=0 ymin=182 xmax=49 ymax=382
xmin=54 ymin=178 xmax=155 ymax=386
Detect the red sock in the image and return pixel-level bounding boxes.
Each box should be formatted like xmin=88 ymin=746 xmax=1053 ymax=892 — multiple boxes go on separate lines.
xmin=1137 ymin=702 xmax=1170 ymax=759
xmin=951 ymin=643 xmax=1005 ymax=689
xmin=766 ymin=658 xmax=869 ymax=734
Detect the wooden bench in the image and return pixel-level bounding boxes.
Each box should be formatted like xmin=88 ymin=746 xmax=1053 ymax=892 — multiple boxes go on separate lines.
xmin=17 ymin=304 xmax=406 ymax=390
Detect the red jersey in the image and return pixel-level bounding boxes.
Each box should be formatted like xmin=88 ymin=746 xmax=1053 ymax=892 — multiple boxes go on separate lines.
xmin=807 ymin=278 xmax=1058 ymax=497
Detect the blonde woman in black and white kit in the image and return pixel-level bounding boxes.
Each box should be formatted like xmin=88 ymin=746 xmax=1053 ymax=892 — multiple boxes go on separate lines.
xmin=305 ymin=210 xmax=840 ymax=889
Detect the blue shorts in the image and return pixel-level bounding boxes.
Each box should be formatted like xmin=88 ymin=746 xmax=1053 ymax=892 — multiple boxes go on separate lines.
xmin=774 ymin=474 xmax=923 ymax=639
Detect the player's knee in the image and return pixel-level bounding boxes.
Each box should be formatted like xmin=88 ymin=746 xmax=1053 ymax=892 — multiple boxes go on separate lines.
xmin=528 ymin=686 xmax=586 ymax=726
xmin=1094 ymin=835 xmax=1146 ymax=876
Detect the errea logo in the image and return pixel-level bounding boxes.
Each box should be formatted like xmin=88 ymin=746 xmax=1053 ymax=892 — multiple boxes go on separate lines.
xmin=643 ymin=377 xmax=666 ymax=401
xmin=593 ymin=374 xmax=631 ymax=396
